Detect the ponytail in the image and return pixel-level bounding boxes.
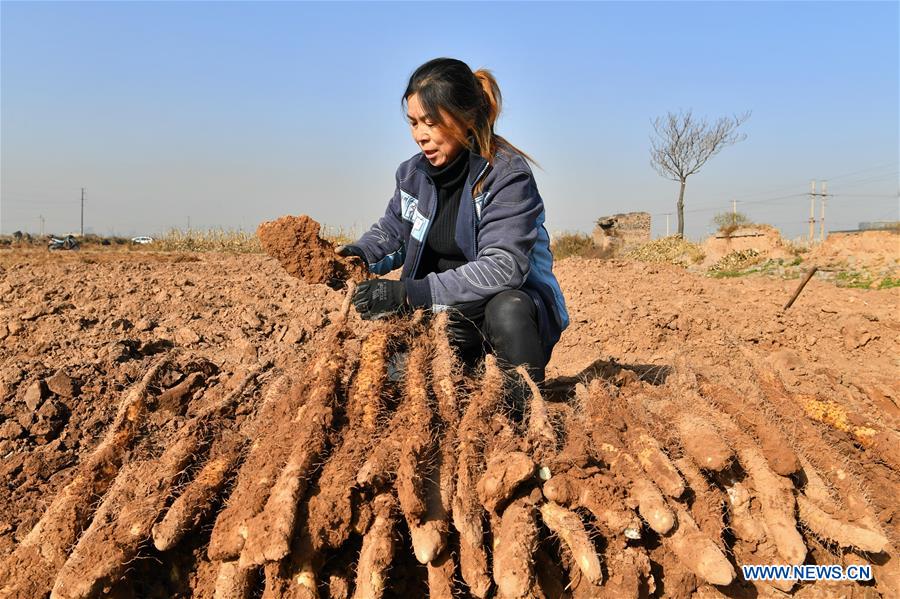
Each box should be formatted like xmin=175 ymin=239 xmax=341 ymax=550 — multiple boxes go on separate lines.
xmin=471 ymin=68 xmax=536 ymax=170
xmin=473 ymin=69 xmax=501 ymax=130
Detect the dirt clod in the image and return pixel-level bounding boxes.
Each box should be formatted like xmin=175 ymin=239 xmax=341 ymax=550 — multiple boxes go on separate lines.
xmin=257 ymin=214 xmax=369 ymax=289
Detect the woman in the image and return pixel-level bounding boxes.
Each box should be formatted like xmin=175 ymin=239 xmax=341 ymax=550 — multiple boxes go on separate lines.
xmin=337 ymin=57 xmax=568 ymax=391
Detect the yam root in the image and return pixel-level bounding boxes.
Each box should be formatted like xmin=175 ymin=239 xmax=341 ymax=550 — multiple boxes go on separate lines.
xmin=52 ymin=365 xmax=265 ymax=598
xmin=663 ymin=505 xmax=735 ymax=586
xmin=239 ymin=345 xmax=345 ymax=567
xmin=680 ymin=380 xmax=808 ymax=567
xmin=735 ymin=439 xmax=806 ymax=565
xmin=477 ymin=451 xmax=536 ymax=514
xmin=673 ymin=457 xmax=726 ymax=550
xmin=632 ymin=432 xmax=685 ymax=498
xmin=797 ymin=494 xmax=888 ymax=553
xmin=539 ymin=502 xmax=603 ymax=586
xmin=453 ymin=354 xmax=503 ymax=599
xmin=676 ymin=415 xmax=733 ymax=472
xmin=153 ymin=431 xmax=244 ymax=551
xmin=356 ymin=328 xmax=428 ymax=491
xmin=542 ymin=471 xmax=641 ymax=537
xmin=213 ymin=560 xmax=257 ymax=599
xmin=0 ymin=355 xmax=171 ymax=598
xmin=352 ymin=494 xmax=398 ymax=599
xmin=493 ymin=496 xmax=540 ymax=598
xmin=396 ymin=337 xmax=434 ymax=527
xmin=426 ymin=549 xmax=457 ymax=598
xmin=700 ymin=380 xmax=800 ymax=476
xmin=431 ymin=312 xmax=462 ymax=425
xmin=409 ymin=496 xmax=448 ymax=565
xmin=516 ymin=365 xmax=556 ymax=455
xmin=347 ymin=325 xmax=394 ymax=433
xmin=209 ymin=382 xmax=305 ymax=560
xmin=584 ymin=381 xmax=675 ymax=534
xmin=51 ymin=431 xmax=201 ymax=599
xmin=723 ymin=479 xmax=766 ymax=544
xmin=306 ymin=324 xmax=400 ymax=551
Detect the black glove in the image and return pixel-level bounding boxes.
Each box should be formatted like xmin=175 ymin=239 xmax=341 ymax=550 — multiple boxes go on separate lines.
xmin=445 ymin=301 xmax=487 ymax=349
xmin=446 ymin=309 xmax=476 ymax=346
xmin=352 ymin=279 xmax=408 ymax=320
xmin=336 ymin=244 xmax=367 ymax=263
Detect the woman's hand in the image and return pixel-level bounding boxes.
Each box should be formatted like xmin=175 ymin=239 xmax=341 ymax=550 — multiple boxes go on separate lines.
xmin=335 ymin=244 xmax=366 ymax=261
xmin=352 ymin=279 xmax=408 ymax=320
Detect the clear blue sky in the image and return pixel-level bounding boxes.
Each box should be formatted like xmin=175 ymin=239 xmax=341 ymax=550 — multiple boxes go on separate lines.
xmin=2 ymin=1 xmax=897 ymax=240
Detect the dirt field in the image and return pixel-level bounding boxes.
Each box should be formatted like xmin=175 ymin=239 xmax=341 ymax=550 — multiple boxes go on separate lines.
xmin=1 ymin=244 xmax=897 ymax=598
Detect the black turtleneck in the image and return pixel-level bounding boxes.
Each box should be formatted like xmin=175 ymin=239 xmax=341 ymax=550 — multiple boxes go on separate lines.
xmin=417 ymin=149 xmax=470 ymax=277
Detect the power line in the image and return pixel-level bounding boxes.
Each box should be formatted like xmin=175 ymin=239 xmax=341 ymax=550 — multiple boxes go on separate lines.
xmin=822 ymin=161 xmax=898 ymax=182
xmin=829 ymin=173 xmax=899 ymax=189
xmin=719 ymin=162 xmax=897 ymax=203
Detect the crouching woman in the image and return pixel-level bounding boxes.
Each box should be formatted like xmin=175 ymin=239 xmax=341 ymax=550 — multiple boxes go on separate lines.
xmin=338 ymin=57 xmax=568 ymax=393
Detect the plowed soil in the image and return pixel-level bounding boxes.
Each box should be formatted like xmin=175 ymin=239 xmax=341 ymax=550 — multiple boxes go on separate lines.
xmin=1 ymin=243 xmax=898 ymax=598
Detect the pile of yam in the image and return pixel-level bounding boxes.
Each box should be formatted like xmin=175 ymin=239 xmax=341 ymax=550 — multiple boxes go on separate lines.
xmin=1 ymin=284 xmax=896 ymax=598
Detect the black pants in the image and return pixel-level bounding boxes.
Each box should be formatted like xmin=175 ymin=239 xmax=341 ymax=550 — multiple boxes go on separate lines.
xmin=448 ymin=289 xmax=547 ymax=382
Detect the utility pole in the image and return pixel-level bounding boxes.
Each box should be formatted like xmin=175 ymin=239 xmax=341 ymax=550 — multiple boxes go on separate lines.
xmin=808 ymin=180 xmax=829 ymax=242
xmin=39 ymin=215 xmax=45 ymax=237
xmin=664 ymin=213 xmax=671 ymax=237
xmin=80 ymin=188 xmax=85 ymax=237
xmin=808 ymin=180 xmax=816 ymax=242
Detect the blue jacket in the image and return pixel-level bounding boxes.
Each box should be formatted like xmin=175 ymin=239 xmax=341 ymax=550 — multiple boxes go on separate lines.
xmin=353 ymin=149 xmax=569 ymax=350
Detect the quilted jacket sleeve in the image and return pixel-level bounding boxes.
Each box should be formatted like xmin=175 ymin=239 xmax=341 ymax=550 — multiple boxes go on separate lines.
xmin=352 ymin=171 xmax=407 ymax=275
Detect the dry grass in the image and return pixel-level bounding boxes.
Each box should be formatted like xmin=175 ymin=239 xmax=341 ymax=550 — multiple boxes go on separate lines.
xmin=156 ymin=225 xmax=355 ymax=253
xmin=550 ymin=232 xmax=609 ymax=260
xmin=155 ymin=229 xmax=262 ymax=253
xmin=627 ymin=236 xmax=705 ymax=267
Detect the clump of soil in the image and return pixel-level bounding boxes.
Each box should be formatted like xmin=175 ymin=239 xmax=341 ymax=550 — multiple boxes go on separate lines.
xmin=257 ymin=214 xmax=369 ymax=289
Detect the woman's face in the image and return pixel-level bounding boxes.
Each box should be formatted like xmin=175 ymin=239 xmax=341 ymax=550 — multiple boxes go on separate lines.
xmin=406 ymin=93 xmax=465 ymax=167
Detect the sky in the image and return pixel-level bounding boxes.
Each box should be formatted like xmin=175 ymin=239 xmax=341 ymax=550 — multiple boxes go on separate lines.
xmin=2 ymin=1 xmax=898 ymax=240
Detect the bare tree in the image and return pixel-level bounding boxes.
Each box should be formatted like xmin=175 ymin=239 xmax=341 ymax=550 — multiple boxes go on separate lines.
xmin=650 ymin=110 xmax=750 ymax=237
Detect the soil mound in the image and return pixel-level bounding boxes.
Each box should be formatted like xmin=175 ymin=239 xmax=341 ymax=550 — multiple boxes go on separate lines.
xmin=701 ymin=225 xmax=794 ymax=267
xmin=810 ymin=230 xmax=899 ymax=272
xmin=257 ymin=215 xmax=368 ymax=289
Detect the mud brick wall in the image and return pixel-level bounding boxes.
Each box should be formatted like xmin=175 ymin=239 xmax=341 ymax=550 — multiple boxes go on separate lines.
xmin=592 ymin=211 xmax=651 ymax=255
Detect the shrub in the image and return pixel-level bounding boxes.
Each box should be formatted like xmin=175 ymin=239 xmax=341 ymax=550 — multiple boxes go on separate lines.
xmin=712 ymin=211 xmax=752 ymax=237
xmin=550 ymin=232 xmax=603 ymax=260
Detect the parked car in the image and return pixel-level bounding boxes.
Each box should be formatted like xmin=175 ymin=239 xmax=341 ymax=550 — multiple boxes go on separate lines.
xmin=131 ymin=236 xmax=154 ymax=245
xmin=48 ymin=235 xmax=79 ymax=250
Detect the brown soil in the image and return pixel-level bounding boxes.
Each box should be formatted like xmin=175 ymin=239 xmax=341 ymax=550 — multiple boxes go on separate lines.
xmin=809 ymin=229 xmax=899 ymax=272
xmin=1 ymin=236 xmax=898 ymax=597
xmin=256 ymin=214 xmax=369 ymax=289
